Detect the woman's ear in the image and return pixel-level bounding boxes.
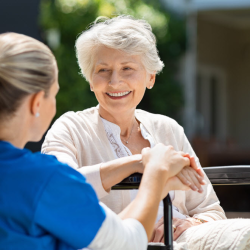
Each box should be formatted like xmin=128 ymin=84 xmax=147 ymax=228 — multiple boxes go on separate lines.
xmin=147 ymin=73 xmax=156 ymax=89
xmin=30 ymin=91 xmax=45 ymax=117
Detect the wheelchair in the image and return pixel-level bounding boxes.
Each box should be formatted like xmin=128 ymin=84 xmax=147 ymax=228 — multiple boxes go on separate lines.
xmin=112 ymin=166 xmax=250 ymax=250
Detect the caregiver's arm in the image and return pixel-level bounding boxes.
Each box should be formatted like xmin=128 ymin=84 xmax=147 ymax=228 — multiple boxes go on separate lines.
xmin=118 ymin=144 xmax=191 ymax=240
xmin=89 ymin=177 xmax=190 ymax=250
xmin=88 ymin=145 xmax=191 ymax=250
xmin=35 ymin=159 xmax=145 ymax=250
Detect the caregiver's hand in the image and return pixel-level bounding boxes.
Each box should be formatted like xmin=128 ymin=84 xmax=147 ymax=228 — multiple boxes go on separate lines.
xmin=142 ymin=144 xmax=190 ymax=180
xmin=160 ymin=175 xmax=191 ymax=201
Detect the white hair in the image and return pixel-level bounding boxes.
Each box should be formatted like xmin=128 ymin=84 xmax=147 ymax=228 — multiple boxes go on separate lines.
xmin=75 ymin=15 xmax=164 ymax=82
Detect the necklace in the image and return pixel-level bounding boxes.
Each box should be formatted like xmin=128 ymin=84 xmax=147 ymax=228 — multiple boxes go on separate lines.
xmin=121 ymin=119 xmax=136 ymax=144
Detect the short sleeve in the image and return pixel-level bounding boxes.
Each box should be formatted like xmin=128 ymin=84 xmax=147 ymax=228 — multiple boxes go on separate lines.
xmin=88 ymin=203 xmax=148 ymax=250
xmin=34 ymin=163 xmax=106 ymax=249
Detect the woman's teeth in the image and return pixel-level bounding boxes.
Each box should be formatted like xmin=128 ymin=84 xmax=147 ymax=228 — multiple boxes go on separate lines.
xmin=107 ymin=91 xmax=130 ymax=97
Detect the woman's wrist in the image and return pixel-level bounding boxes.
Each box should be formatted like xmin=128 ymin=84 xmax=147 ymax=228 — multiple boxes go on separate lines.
xmin=192 ymin=218 xmax=208 ymax=224
xmin=186 ymin=217 xmax=207 ymax=226
xmin=130 ymin=154 xmax=143 ymax=173
xmin=100 ymin=155 xmax=143 ymax=191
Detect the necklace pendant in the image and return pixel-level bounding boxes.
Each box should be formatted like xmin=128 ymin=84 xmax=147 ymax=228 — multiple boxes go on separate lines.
xmin=126 ymin=141 xmax=128 ymax=144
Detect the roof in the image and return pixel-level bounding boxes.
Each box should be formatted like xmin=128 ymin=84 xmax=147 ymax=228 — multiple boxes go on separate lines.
xmin=163 ymin=0 xmax=250 ymax=14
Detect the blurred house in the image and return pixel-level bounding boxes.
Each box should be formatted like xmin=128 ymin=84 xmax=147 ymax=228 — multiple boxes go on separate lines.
xmin=164 ymin=0 xmax=250 ymax=167
xmin=0 ymin=0 xmax=43 ymax=152
xmin=0 ymin=0 xmax=41 ymax=40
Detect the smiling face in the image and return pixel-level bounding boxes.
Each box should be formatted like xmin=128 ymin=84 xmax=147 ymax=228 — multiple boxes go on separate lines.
xmin=90 ymin=46 xmax=155 ymax=119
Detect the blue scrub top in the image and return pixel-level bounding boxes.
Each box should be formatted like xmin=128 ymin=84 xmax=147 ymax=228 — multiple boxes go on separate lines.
xmin=0 ymin=140 xmax=106 ymax=250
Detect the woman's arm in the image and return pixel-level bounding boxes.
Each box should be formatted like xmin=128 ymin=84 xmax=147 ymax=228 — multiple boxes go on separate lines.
xmin=99 ymin=154 xmax=142 ymax=192
xmin=42 ymin=114 xmax=143 ymax=198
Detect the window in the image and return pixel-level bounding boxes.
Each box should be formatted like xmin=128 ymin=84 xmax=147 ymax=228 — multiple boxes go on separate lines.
xmin=196 ymin=66 xmax=227 ymax=140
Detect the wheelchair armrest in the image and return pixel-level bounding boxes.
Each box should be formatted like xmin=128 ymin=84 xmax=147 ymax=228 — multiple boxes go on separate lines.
xmin=203 ymin=165 xmax=250 ymax=185
xmin=113 ymin=165 xmax=250 ymax=187
xmin=111 ymin=173 xmax=142 ymax=190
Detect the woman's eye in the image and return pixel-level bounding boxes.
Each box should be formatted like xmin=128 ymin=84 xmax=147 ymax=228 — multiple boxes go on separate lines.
xmin=123 ymin=67 xmax=132 ymax=71
xmin=98 ymin=69 xmax=109 ymax=73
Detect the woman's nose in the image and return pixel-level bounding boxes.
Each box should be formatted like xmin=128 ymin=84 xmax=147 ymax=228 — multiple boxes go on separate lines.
xmin=109 ymin=71 xmax=121 ymax=87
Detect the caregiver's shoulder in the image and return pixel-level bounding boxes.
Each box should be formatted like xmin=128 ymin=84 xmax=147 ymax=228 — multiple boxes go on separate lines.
xmin=30 ymin=150 xmax=77 ymax=176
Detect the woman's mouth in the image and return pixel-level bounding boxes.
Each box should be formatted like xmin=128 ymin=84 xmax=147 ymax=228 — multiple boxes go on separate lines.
xmin=106 ymin=91 xmax=131 ymax=99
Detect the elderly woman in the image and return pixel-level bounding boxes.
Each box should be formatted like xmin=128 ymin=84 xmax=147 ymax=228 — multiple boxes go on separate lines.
xmin=42 ymin=16 xmax=226 ymax=241
xmin=0 ymin=32 xmax=195 ymax=250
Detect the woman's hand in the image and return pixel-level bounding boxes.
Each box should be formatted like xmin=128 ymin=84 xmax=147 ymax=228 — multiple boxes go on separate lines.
xmin=185 ymin=155 xmax=205 ymax=179
xmin=176 ymin=165 xmax=206 ymax=193
xmin=172 ymin=217 xmax=203 ymax=240
xmin=150 ymin=217 xmax=203 ymax=243
xmin=160 ymin=157 xmax=205 ymax=198
xmin=150 ymin=217 xmax=165 ymax=243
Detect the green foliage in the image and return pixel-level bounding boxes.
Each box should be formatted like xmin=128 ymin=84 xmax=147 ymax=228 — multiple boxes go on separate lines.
xmin=39 ymin=0 xmax=186 ymax=122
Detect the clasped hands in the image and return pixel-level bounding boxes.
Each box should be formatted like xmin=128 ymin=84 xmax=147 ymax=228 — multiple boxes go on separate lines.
xmin=141 ymin=144 xmax=206 ymax=242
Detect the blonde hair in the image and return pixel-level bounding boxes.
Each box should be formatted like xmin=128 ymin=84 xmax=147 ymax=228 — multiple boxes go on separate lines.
xmin=0 ymin=32 xmax=57 ymax=119
xmin=75 ymin=15 xmax=164 ymax=82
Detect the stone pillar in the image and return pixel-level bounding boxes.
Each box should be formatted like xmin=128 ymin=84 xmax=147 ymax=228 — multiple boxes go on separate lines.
xmin=183 ymin=2 xmax=197 ymax=140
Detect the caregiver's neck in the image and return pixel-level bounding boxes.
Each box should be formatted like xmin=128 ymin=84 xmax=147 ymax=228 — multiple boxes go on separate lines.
xmin=0 ymin=98 xmax=32 ymax=149
xmin=99 ymin=106 xmax=137 ymax=137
